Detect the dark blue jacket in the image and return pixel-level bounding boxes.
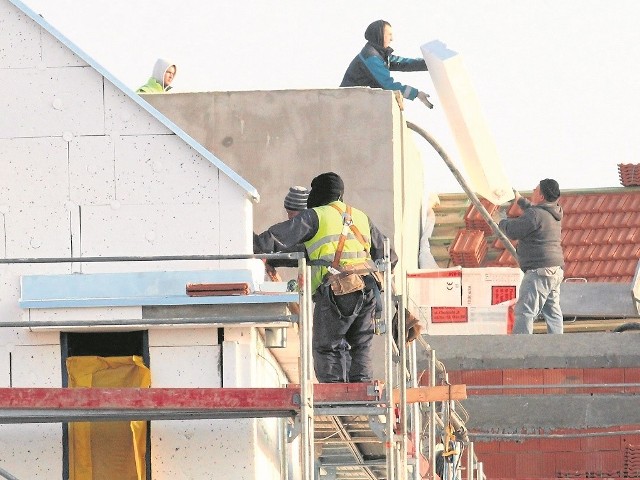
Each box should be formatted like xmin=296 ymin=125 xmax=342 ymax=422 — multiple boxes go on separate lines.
xmin=340 ymin=20 xmax=427 ymax=99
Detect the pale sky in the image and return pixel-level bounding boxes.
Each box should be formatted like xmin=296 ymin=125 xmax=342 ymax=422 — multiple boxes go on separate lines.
xmin=20 ymin=0 xmax=640 ymax=195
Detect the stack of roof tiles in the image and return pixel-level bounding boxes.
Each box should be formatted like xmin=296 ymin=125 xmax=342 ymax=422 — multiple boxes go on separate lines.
xmin=618 ymin=163 xmax=640 ymax=187
xmin=624 ymin=444 xmax=640 ymax=478
xmin=447 ymin=189 xmax=640 ymax=283
xmin=449 ymin=228 xmax=488 ymax=267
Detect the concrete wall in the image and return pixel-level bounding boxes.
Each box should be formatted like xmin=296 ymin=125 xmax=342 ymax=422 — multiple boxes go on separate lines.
xmin=1 ymin=1 xmax=288 ymax=478
xmin=144 ymin=88 xmax=426 ymax=283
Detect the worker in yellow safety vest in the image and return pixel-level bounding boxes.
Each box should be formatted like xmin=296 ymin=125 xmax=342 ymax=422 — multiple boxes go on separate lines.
xmin=254 ymin=172 xmax=397 ymax=382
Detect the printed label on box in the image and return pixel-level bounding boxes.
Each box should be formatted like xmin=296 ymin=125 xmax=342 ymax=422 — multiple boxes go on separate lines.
xmin=491 ymin=285 xmax=517 ymax=305
xmin=431 ymin=306 xmax=468 ymax=323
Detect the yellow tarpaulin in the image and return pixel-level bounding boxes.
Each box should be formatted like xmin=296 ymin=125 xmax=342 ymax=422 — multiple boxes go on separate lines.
xmin=66 ymin=356 xmax=151 ymax=480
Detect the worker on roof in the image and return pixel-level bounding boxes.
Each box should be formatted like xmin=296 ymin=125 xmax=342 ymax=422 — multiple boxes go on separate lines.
xmin=136 ymin=58 xmax=176 ymax=93
xmin=340 ymin=19 xmax=434 ymax=109
xmin=254 ymin=172 xmax=398 ymax=383
xmin=498 ymin=179 xmax=565 ymax=334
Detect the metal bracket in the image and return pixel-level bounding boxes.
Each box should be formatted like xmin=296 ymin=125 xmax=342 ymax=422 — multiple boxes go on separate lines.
xmin=368 ymin=414 xmax=388 ymax=442
xmin=286 ymin=416 xmax=301 ymax=443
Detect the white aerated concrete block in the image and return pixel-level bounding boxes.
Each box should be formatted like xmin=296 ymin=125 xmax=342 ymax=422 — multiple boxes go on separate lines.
xmin=11 ymin=344 xmax=61 ymax=387
xmin=104 ymin=81 xmax=173 ymax=136
xmin=0 ymin=424 xmax=62 ymax=480
xmin=148 ymin=327 xmax=219 ymax=348
xmin=150 ymin=345 xmax=221 ymax=388
xmin=0 ymin=138 xmax=69 ymax=206
xmin=0 ymin=346 xmax=9 ymax=387
xmin=5 ymin=205 xmax=71 ymax=258
xmin=151 ymin=419 xmax=258 ymax=480
xmin=1 ymin=66 xmax=105 ymax=139
xmin=80 ymin=204 xmax=222 ymax=258
xmin=28 ymin=306 xmax=143 ymax=324
xmin=69 ymin=136 xmax=116 ymax=204
xmin=114 ymin=135 xmax=221 ymax=204
xmin=421 ymin=40 xmax=513 ymax=205
xmin=0 ymin=3 xmax=41 ymax=68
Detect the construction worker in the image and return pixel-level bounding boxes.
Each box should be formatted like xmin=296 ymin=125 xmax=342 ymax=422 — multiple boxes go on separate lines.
xmin=136 ymin=58 xmax=177 ymax=93
xmin=263 ymin=186 xmax=310 ymax=287
xmin=254 ymin=172 xmax=397 ymax=383
xmin=498 ymin=179 xmax=564 ymax=334
xmin=340 ymin=19 xmax=434 ymax=109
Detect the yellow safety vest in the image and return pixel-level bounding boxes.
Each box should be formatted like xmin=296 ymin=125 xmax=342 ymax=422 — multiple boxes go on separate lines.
xmin=304 ymin=201 xmax=372 ymax=293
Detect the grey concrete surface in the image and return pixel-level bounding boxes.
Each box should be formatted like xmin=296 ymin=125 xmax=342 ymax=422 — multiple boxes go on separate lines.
xmin=418 ymin=332 xmax=640 ymax=370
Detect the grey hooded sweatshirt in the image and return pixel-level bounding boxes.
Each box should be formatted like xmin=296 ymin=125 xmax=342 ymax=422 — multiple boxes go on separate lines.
xmin=499 ymin=197 xmax=564 ymax=272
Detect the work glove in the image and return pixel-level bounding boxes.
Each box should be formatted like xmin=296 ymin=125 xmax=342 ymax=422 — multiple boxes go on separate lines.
xmin=416 ymin=91 xmax=434 ymax=109
xmin=491 ymin=207 xmax=507 ymax=224
xmin=405 ymin=310 xmax=423 ymax=343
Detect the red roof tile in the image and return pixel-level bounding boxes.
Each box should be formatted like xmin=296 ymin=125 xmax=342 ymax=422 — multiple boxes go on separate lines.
xmin=445 ymin=189 xmax=640 ymax=282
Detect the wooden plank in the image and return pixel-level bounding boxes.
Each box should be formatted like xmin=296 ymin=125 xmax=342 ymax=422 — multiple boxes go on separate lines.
xmin=392 ymin=385 xmax=467 ymax=404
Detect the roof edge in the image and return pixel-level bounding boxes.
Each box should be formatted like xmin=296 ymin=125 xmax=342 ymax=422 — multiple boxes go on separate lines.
xmin=9 ymin=0 xmax=259 ymax=203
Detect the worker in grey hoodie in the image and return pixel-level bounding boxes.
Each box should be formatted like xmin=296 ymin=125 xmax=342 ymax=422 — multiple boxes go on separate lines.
xmin=498 ymin=179 xmax=565 ymax=334
xmin=136 ymin=58 xmax=176 ymax=93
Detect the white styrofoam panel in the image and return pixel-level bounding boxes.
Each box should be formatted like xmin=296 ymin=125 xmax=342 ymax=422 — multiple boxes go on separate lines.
xmin=151 ymin=419 xmax=257 ymax=479
xmin=4 ymin=205 xmax=71 ymax=258
xmin=29 ymin=306 xmax=143 ymax=323
xmin=0 ymin=137 xmax=69 ymax=206
xmin=0 ymin=66 xmax=104 ymax=139
xmin=80 ymin=204 xmax=221 ymax=258
xmin=0 ymin=424 xmax=62 ymax=479
xmin=148 ymin=327 xmax=219 ymax=347
xmin=114 ymin=135 xmax=222 ymax=204
xmin=0 ymin=346 xmax=9 ymax=387
xmin=421 ymin=40 xmax=514 ymax=205
xmin=0 ymin=1 xmax=41 ymax=68
xmin=69 ymin=135 xmax=116 ymax=204
xmin=12 ymin=344 xmax=61 ymax=387
xmin=149 ymin=345 xmax=221 ymax=387
xmin=104 ymin=81 xmax=174 ymax=136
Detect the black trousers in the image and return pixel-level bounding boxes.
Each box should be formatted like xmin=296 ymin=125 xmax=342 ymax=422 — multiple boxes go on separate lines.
xmin=312 ymin=285 xmax=376 ymax=383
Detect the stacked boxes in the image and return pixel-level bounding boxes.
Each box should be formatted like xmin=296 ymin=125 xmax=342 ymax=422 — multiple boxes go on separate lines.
xmin=406 ymin=267 xmax=523 ymax=335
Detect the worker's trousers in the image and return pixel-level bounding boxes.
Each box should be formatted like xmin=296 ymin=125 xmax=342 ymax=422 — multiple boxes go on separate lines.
xmin=513 ymin=267 xmax=564 ymax=334
xmin=312 ymin=285 xmax=376 ymax=383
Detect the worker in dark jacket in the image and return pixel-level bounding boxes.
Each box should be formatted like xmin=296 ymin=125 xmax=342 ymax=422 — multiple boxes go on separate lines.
xmin=498 ymin=179 xmax=564 ymax=334
xmin=254 ymin=172 xmax=397 ymax=382
xmin=340 ymin=19 xmax=434 ymax=109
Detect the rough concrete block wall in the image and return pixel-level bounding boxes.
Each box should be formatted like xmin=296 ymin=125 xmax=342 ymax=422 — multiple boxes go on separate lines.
xmin=144 ymin=88 xmax=426 ymax=278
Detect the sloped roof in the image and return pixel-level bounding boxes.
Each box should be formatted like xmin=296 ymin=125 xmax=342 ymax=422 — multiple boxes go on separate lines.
xmin=8 ymin=0 xmax=259 ymax=202
xmin=435 ymin=187 xmax=640 ymax=283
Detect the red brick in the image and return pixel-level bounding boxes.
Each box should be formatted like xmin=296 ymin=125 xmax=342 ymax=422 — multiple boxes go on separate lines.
xmin=515 ymin=452 xmax=549 ymax=477
xmin=477 ymin=452 xmax=516 ymax=478
xmin=543 ymin=368 xmax=584 ymax=394
xmin=539 ymin=436 xmax=582 ymax=453
xmin=473 ymin=439 xmax=499 ymax=454
xmin=462 ymin=369 xmax=503 ymax=395
xmin=503 ymin=369 xmax=544 ymax=395
xmin=581 ymin=434 xmax=622 ymax=452
xmin=499 ymin=438 xmax=540 ymax=453
xmin=625 ymin=368 xmax=640 ymax=394
xmin=581 ymin=368 xmax=625 ymax=394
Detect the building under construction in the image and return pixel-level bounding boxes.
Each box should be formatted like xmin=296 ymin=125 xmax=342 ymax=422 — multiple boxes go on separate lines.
xmin=2 ymin=1 xmax=640 ymax=479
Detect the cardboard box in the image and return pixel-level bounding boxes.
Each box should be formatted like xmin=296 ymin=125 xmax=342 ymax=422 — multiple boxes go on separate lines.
xmin=462 ymin=267 xmax=522 ymax=307
xmin=406 ymin=267 xmax=462 ymax=317
xmin=418 ymin=303 xmax=510 ymax=335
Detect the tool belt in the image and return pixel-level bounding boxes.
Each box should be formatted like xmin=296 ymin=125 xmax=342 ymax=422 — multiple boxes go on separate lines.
xmin=322 ymin=259 xmax=384 ymax=296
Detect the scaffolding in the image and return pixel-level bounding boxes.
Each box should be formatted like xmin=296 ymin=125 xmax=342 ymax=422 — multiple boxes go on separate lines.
xmin=0 ymin=248 xmax=485 ymax=480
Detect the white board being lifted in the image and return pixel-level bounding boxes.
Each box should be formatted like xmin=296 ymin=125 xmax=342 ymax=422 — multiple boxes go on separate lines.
xmin=421 ymin=40 xmax=514 ymax=205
